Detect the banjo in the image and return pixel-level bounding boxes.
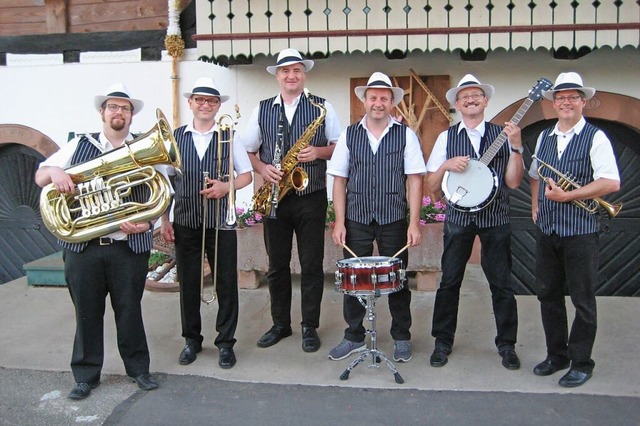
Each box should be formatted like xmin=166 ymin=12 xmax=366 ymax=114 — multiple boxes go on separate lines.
xmin=442 ymin=78 xmax=553 ymax=212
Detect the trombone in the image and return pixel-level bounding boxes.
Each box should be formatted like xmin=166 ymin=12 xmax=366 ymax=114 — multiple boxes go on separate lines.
xmin=200 ymin=110 xmax=240 ymax=305
xmin=533 ymin=155 xmax=622 ymax=218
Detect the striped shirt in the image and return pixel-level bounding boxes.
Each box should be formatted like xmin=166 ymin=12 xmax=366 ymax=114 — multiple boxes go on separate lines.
xmin=244 ymin=93 xmax=341 ymax=196
xmin=534 ymin=122 xmax=602 ymax=236
xmin=328 ymin=117 xmax=426 ymax=225
xmin=59 ymin=135 xmax=153 ymax=254
xmin=172 ymin=125 xmax=240 ymax=229
xmin=440 ymin=122 xmax=512 ymax=228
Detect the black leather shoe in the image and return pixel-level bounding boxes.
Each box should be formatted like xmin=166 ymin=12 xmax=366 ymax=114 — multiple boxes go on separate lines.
xmin=219 ymin=347 xmax=237 ymax=369
xmin=429 ymin=344 xmax=452 ymax=367
xmin=179 ymin=341 xmax=202 ymax=365
xmin=533 ymin=358 xmax=571 ymax=376
xmin=133 ymin=373 xmax=159 ymax=390
xmin=559 ymin=369 xmax=592 ymax=388
xmin=257 ymin=325 xmax=293 ymax=348
xmin=68 ymin=382 xmax=99 ymax=400
xmin=499 ymin=349 xmax=521 ymax=370
xmin=301 ymin=326 xmax=321 ymax=352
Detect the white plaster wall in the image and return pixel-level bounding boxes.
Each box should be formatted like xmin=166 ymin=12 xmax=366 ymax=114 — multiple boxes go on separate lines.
xmin=1 ymin=46 xmax=638 ymax=207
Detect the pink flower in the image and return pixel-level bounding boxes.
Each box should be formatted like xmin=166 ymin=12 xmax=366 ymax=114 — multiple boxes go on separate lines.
xmin=422 ymin=196 xmax=432 ymax=206
xmin=435 ymin=214 xmax=446 ymax=222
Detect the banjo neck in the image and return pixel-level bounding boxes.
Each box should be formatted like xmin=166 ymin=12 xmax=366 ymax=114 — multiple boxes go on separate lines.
xmin=478 ymin=97 xmax=535 ymax=166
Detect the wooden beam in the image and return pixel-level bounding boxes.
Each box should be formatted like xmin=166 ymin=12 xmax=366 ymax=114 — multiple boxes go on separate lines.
xmin=45 ymin=0 xmax=66 ymax=34
xmin=193 ymin=22 xmax=640 ymax=41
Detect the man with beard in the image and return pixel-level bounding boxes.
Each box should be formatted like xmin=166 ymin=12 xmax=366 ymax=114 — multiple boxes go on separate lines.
xmin=426 ymin=74 xmax=524 ymax=370
xmin=327 ymin=72 xmax=426 ymax=363
xmin=35 ymin=83 xmax=160 ymax=399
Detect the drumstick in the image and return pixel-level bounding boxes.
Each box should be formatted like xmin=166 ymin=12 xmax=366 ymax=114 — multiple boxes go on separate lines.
xmin=342 ymin=243 xmax=363 ymax=262
xmin=391 ymin=243 xmax=411 ymax=259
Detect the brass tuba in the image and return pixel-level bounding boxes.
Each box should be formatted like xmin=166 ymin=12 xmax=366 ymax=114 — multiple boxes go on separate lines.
xmin=40 ymin=109 xmax=181 ymax=243
xmin=252 ymin=89 xmax=326 ymax=215
xmin=533 ymin=155 xmax=622 ymax=218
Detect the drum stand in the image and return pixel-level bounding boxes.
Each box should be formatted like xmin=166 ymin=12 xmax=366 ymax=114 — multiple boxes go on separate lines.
xmin=339 ymin=293 xmax=404 ymax=384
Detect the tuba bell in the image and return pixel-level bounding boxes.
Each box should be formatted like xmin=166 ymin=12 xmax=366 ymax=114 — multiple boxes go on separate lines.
xmin=40 ymin=109 xmax=181 ymax=243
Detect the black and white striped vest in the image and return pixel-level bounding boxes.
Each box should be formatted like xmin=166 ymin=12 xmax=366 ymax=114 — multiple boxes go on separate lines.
xmin=536 ymin=123 xmax=599 ymax=236
xmin=172 ymin=125 xmax=230 ymax=230
xmin=257 ymin=93 xmax=329 ymax=195
xmin=345 ymin=122 xmax=407 ymax=225
xmin=59 ymin=135 xmax=153 ymax=254
xmin=445 ymin=122 xmax=511 ymax=228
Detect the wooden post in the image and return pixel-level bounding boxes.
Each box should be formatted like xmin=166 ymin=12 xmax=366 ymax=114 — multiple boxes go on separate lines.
xmin=171 ymin=56 xmax=180 ymax=128
xmin=45 ymin=0 xmax=67 ymax=34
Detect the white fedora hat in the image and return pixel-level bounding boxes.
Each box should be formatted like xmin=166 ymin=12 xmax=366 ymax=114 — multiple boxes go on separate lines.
xmin=542 ymin=72 xmax=596 ymax=101
xmin=183 ymin=77 xmax=230 ymax=103
xmin=94 ymin=83 xmax=144 ymax=115
xmin=266 ymin=48 xmax=314 ymax=75
xmin=354 ymin=72 xmax=405 ymax=106
xmin=445 ymin=74 xmax=495 ymax=105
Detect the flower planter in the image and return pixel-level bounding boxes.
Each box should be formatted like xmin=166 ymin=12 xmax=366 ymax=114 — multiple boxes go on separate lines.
xmin=236 ymin=222 xmax=480 ymax=291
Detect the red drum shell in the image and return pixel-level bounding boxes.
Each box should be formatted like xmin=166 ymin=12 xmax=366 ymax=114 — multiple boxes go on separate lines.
xmin=335 ymin=256 xmax=404 ymax=296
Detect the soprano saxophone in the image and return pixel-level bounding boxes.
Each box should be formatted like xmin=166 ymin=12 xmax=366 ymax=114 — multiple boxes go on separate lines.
xmin=252 ymin=89 xmax=327 ymax=215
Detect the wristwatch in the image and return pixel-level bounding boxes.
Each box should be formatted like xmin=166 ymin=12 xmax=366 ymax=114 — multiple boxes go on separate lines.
xmin=510 ymin=145 xmax=524 ymax=154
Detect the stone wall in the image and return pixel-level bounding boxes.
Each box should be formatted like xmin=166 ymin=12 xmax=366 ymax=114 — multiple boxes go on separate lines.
xmin=237 ymin=223 xmax=481 ymax=291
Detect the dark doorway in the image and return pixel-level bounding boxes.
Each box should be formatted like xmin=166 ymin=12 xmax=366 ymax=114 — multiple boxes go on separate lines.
xmin=0 ymin=143 xmax=58 ymax=283
xmin=510 ymin=119 xmax=639 ymax=296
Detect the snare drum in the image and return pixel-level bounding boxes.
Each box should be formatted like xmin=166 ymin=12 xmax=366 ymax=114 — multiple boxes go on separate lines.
xmin=335 ymin=256 xmax=406 ymax=296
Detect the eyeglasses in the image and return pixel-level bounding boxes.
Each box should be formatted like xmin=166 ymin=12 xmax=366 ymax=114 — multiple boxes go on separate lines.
xmin=105 ymin=104 xmax=132 ymax=113
xmin=457 ymin=92 xmax=485 ymax=102
xmin=554 ymin=95 xmax=583 ymax=104
xmin=193 ymin=97 xmax=220 ymax=106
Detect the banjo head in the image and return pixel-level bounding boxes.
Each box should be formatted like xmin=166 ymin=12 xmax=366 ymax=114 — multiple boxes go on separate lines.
xmin=442 ymin=160 xmax=498 ymax=212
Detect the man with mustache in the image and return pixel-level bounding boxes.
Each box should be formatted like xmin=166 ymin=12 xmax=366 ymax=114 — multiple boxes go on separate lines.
xmin=426 ymin=74 xmax=524 ymax=370
xmin=35 ymin=83 xmax=160 ymax=399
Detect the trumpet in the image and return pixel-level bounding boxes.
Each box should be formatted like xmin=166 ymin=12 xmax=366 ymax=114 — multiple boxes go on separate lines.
xmin=533 ymin=155 xmax=622 ymax=218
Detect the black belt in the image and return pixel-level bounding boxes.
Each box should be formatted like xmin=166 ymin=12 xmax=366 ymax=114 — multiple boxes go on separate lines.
xmin=89 ymin=237 xmax=128 ymax=246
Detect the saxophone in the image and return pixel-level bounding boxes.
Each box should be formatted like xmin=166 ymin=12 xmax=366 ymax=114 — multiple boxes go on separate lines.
xmin=252 ymin=89 xmax=327 ymax=215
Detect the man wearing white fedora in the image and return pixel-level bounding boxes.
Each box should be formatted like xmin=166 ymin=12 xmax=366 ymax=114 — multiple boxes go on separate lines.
xmin=529 ymin=72 xmax=620 ymax=387
xmin=327 ymin=72 xmax=426 ymax=362
xmin=35 ymin=83 xmax=160 ymax=399
xmin=244 ymin=48 xmax=342 ymax=352
xmin=161 ymin=77 xmax=253 ymax=369
xmin=426 ymin=74 xmax=524 ymax=370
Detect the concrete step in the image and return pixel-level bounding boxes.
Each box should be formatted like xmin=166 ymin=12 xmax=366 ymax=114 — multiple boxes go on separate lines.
xmin=23 ymin=251 xmax=65 ymax=287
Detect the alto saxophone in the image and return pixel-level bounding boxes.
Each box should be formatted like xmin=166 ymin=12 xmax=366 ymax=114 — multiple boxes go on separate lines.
xmin=252 ymin=89 xmax=327 ymax=215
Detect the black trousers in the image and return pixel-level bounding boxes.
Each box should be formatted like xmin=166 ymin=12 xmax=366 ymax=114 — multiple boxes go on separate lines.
xmin=263 ymin=190 xmax=327 ymax=329
xmin=431 ymin=221 xmax=518 ymax=350
xmin=174 ymin=223 xmax=238 ymax=348
xmin=64 ymin=242 xmax=150 ymax=384
xmin=535 ymin=230 xmax=598 ymax=373
xmin=341 ymin=219 xmax=412 ymax=342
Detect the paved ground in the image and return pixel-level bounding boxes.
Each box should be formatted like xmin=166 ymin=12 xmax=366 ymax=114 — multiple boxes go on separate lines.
xmin=1 ymin=265 xmax=639 ymax=425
